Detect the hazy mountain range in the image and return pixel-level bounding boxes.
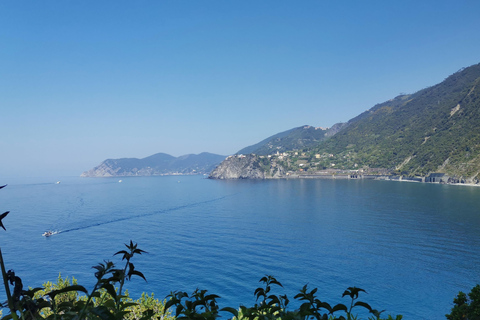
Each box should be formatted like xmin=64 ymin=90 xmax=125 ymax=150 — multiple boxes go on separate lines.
xmin=81 ymin=152 xmax=226 ymax=177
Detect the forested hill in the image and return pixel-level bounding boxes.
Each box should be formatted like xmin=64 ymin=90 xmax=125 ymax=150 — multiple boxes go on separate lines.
xmin=314 ymin=62 xmax=480 ymax=179
xmin=81 ymin=152 xmax=226 ymax=177
xmin=236 ymin=125 xmax=329 ymax=155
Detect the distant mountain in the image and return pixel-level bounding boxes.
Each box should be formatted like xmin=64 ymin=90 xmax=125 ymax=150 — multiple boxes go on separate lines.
xmin=237 ymin=125 xmax=330 ymax=155
xmin=81 ymin=152 xmax=226 ymax=177
xmin=211 ymin=62 xmax=480 ymax=182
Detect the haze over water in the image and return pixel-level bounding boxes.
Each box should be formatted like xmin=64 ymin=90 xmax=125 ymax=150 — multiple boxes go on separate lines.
xmin=2 ymin=175 xmax=480 ymax=319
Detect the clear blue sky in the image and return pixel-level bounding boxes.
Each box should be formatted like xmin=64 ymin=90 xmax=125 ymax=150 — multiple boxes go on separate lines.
xmin=1 ymin=1 xmax=480 ymax=177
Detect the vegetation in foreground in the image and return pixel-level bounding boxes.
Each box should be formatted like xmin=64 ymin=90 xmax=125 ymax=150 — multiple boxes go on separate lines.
xmin=446 ymin=284 xmax=480 ymax=320
xmin=0 ymin=185 xmax=478 ymax=319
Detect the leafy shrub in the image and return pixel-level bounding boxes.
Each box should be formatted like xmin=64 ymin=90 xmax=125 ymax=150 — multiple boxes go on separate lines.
xmin=446 ymin=284 xmax=480 ymax=320
xmin=165 ymin=275 xmax=402 ymax=320
xmin=0 ymin=239 xmax=165 ymax=319
xmin=30 ymin=274 xmax=169 ymax=320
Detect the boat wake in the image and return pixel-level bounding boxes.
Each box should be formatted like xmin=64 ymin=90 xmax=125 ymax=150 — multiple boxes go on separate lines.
xmin=56 ymin=195 xmax=230 ymax=235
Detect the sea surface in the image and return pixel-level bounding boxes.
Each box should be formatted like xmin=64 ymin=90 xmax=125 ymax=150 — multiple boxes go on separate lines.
xmin=1 ymin=175 xmax=480 ymax=319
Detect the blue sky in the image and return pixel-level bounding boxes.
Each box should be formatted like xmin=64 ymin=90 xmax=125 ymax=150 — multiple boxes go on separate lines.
xmin=1 ymin=1 xmax=480 ymax=177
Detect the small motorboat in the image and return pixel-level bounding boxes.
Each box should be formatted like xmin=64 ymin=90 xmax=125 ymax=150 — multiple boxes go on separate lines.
xmin=42 ymin=231 xmax=58 ymax=237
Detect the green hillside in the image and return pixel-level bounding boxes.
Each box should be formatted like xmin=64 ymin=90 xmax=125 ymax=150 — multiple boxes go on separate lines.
xmin=237 ymin=125 xmax=328 ymax=155
xmin=311 ymin=63 xmax=480 ymax=179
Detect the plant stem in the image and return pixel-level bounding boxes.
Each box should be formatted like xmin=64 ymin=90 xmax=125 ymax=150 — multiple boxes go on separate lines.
xmin=116 ymin=260 xmax=129 ymax=311
xmin=78 ymin=282 xmax=100 ymax=320
xmin=0 ymin=248 xmax=19 ymax=320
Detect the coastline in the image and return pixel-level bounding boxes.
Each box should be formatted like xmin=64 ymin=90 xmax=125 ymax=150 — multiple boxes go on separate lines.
xmin=276 ymin=172 xmax=480 ymax=187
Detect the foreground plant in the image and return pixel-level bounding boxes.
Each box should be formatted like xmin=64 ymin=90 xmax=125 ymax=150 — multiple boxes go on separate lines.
xmin=165 ymin=275 xmax=402 ymax=320
xmin=0 ymin=242 xmax=156 ymax=319
xmin=446 ymin=284 xmax=480 ymax=320
xmin=32 ymin=275 xmax=169 ymax=320
xmin=0 ymin=242 xmax=154 ymax=319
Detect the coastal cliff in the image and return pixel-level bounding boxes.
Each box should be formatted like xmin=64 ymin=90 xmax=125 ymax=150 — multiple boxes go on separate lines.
xmin=208 ymin=154 xmax=286 ymax=179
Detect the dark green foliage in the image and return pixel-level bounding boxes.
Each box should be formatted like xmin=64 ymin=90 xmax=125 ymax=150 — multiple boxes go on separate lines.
xmin=165 ymin=289 xmax=221 ymax=320
xmin=165 ymin=275 xmax=401 ymax=320
xmin=446 ymin=284 xmax=480 ymax=320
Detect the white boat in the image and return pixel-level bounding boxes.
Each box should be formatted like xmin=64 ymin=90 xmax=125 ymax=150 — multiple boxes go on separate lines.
xmin=42 ymin=231 xmax=58 ymax=237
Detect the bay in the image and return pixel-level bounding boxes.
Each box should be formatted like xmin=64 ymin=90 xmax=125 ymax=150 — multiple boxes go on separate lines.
xmin=1 ymin=175 xmax=480 ymax=319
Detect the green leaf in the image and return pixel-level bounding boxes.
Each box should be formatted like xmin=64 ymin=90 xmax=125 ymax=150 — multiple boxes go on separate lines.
xmin=270 ymin=278 xmax=283 ymax=288
xmin=23 ymin=287 xmax=44 ymax=298
xmin=205 ymin=294 xmax=220 ymax=301
xmin=220 ymin=307 xmax=239 ymax=317
xmin=176 ymin=304 xmax=183 ymax=316
xmin=130 ymin=270 xmax=147 ymax=282
xmin=318 ymin=301 xmax=333 ymax=312
xmin=254 ymin=288 xmax=265 ymax=300
xmin=342 ymin=287 xmax=366 ymax=299
xmin=100 ymin=283 xmax=117 ymax=300
xmin=353 ymin=301 xmax=372 ymax=312
xmin=331 ymin=303 xmax=348 ymax=313
xmin=268 ymin=294 xmax=281 ymax=303
xmin=164 ymin=298 xmax=177 ymax=312
xmin=133 ymin=248 xmax=148 ymax=255
xmin=48 ymin=285 xmax=88 ymax=299
xmin=103 ymin=298 xmax=116 ymax=309
xmin=114 ymin=250 xmax=131 ymax=261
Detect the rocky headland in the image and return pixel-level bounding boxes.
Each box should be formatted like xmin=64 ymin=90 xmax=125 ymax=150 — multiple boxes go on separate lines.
xmin=208 ymin=154 xmax=285 ymax=179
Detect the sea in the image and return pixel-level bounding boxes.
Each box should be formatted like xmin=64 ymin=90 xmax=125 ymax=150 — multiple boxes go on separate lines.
xmin=1 ymin=175 xmax=480 ymax=319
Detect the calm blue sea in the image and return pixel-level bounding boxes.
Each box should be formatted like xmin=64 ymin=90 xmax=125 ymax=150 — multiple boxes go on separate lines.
xmin=1 ymin=175 xmax=480 ymax=319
